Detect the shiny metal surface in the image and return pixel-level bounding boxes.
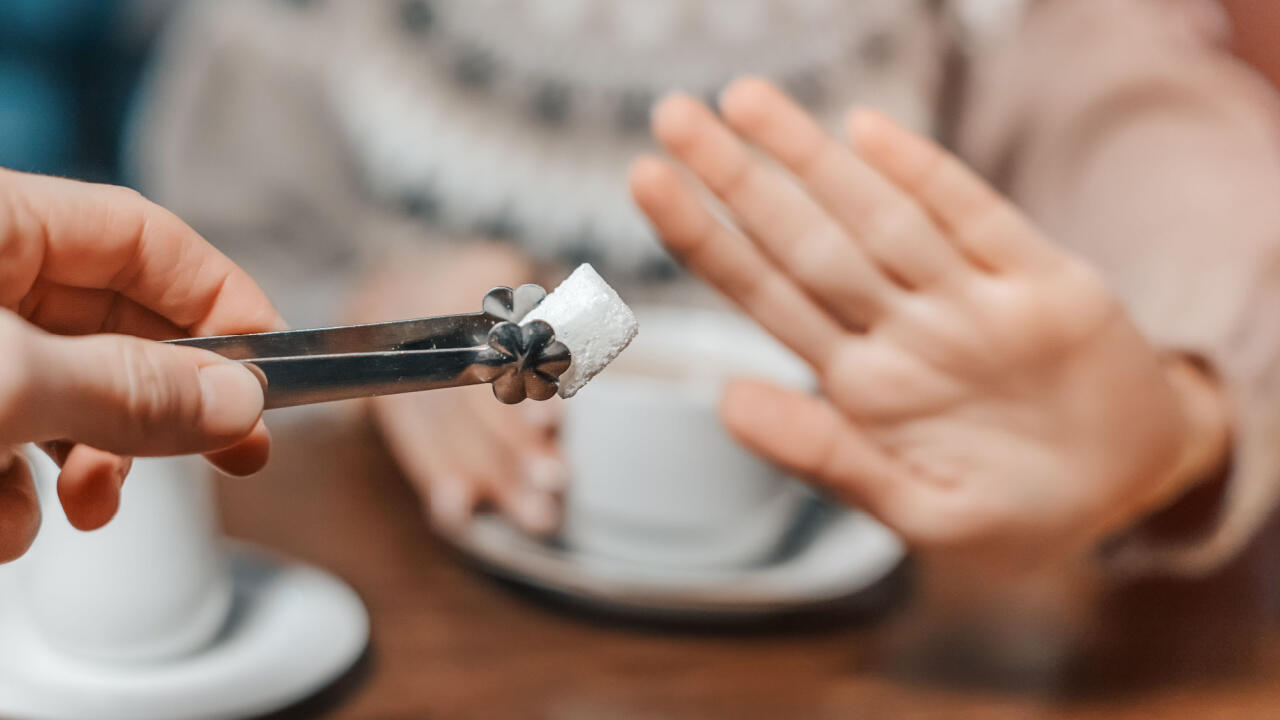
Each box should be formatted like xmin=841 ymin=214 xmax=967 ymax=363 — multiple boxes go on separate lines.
xmin=167 ymin=285 xmax=570 ymax=408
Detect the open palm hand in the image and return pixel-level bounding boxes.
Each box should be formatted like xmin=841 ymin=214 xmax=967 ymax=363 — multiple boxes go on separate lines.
xmin=630 ymin=80 xmax=1228 ymax=563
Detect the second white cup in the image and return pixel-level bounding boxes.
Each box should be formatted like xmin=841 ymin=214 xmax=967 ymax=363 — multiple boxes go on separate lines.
xmin=561 ymin=308 xmax=814 ymax=571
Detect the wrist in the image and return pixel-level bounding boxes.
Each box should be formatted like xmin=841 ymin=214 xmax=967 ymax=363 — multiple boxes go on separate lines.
xmin=1097 ymin=358 xmax=1232 ymax=558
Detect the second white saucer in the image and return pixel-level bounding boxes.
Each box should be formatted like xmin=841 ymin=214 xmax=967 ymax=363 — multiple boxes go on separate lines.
xmin=445 ymin=495 xmax=906 ymax=619
xmin=0 ymin=543 xmax=369 ymax=720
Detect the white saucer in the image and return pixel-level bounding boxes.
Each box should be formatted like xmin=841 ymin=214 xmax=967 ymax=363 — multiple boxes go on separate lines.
xmin=0 ymin=543 xmax=369 ymax=720
xmin=446 ymin=496 xmax=906 ymax=620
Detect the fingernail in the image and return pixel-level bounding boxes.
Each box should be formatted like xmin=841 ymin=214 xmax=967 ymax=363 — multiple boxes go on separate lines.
xmin=523 ymin=456 xmax=568 ymax=493
xmin=430 ymin=478 xmax=471 ymax=530
xmin=514 ymin=489 xmax=559 ymax=535
xmin=198 ymin=363 xmax=266 ymax=437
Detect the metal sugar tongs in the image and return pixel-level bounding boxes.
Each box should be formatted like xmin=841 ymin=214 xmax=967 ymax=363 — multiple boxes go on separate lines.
xmin=166 ymin=285 xmax=570 ymax=408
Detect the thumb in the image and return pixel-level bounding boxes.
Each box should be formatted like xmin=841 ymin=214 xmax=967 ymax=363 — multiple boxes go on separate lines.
xmin=3 ymin=318 xmax=265 ymax=456
xmin=718 ymin=377 xmax=917 ymax=524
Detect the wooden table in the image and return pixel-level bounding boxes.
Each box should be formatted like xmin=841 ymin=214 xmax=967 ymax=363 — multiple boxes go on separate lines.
xmin=220 ymin=413 xmax=1280 ymax=719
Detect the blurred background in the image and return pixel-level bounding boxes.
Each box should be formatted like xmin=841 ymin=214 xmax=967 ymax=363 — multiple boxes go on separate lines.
xmin=0 ymin=0 xmax=177 ymax=182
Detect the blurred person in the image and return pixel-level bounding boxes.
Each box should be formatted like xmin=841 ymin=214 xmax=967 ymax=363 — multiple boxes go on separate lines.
xmin=0 ymin=168 xmax=283 ymax=563
xmin=630 ymin=0 xmax=1280 ymax=588
xmin=129 ymin=0 xmax=1004 ymax=535
xmin=129 ymin=0 xmax=1280 ymax=588
xmin=633 ymin=80 xmax=1230 ymax=576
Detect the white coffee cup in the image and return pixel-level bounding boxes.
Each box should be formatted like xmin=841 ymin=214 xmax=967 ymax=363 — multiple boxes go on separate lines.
xmin=561 ymin=308 xmax=814 ymax=570
xmin=18 ymin=451 xmax=233 ymax=662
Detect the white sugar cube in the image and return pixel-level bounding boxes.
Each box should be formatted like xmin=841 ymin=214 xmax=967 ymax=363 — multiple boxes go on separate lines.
xmin=523 ymin=264 xmax=638 ymax=398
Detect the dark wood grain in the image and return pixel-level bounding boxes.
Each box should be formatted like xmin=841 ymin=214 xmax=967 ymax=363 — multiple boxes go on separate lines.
xmin=219 ymin=413 xmax=1280 ymax=720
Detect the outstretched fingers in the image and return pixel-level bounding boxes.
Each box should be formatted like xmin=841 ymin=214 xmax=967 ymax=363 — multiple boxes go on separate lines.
xmin=629 ymin=155 xmax=847 ymax=369
xmin=716 ymin=78 xmax=971 ymax=288
xmin=650 ymin=92 xmax=899 ymax=329
xmin=847 ymin=109 xmax=1058 ymax=272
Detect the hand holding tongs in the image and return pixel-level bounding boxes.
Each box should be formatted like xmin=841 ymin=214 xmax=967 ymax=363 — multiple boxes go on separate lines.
xmin=166 ymin=285 xmax=570 ymax=408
